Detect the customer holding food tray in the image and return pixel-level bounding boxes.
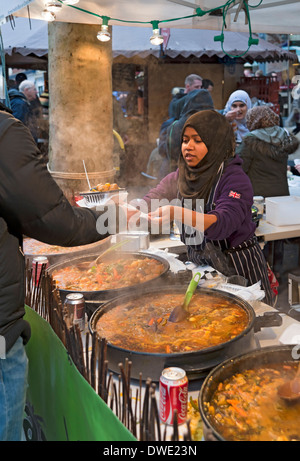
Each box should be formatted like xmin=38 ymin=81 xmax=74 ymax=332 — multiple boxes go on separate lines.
xmin=141 ymin=110 xmax=273 ymax=305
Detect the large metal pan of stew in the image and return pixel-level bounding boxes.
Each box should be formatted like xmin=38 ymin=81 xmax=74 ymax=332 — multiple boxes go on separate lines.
xmin=47 ymin=251 xmax=170 ymax=305
xmin=89 ymin=286 xmax=282 ymax=381
xmin=23 ymin=235 xmax=112 ymax=266
xmin=199 ymin=345 xmax=300 ymax=441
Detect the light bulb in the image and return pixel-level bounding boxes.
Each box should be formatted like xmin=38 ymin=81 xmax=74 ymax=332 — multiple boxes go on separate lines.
xmin=61 ymin=0 xmax=79 ymax=4
xmin=97 ymin=25 xmax=111 ymax=42
xmin=150 ymin=29 xmax=163 ymax=46
xmin=41 ymin=9 xmax=56 ymax=21
xmin=44 ymin=1 xmax=62 ymax=13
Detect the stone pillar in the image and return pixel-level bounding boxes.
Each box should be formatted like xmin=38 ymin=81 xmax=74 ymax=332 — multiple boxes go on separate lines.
xmin=48 ymin=22 xmax=114 ymax=202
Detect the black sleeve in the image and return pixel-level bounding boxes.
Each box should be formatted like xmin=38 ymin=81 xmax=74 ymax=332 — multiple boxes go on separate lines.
xmin=0 ymin=114 xmax=116 ymax=246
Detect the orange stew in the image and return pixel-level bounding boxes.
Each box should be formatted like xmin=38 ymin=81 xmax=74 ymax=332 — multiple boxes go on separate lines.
xmin=95 ymin=292 xmax=249 ymax=353
xmin=52 ymin=256 xmax=165 ymax=291
xmin=205 ymin=363 xmax=300 ymax=441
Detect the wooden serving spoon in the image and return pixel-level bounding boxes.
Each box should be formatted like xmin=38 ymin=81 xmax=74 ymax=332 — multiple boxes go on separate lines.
xmin=168 ymin=272 xmax=201 ymax=323
xmin=277 ymin=361 xmax=300 ymax=403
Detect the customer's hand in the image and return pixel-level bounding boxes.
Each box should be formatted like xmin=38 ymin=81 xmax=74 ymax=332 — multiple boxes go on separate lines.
xmin=118 ymin=202 xmax=141 ymax=231
xmin=148 ymin=205 xmax=174 ymax=225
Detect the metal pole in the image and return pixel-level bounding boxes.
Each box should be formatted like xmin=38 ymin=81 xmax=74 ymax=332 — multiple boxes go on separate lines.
xmin=288 ymin=33 xmax=292 ymax=116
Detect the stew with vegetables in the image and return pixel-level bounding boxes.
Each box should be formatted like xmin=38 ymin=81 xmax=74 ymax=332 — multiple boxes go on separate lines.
xmin=95 ymin=291 xmax=249 ymax=353
xmin=52 ymin=256 xmax=166 ymax=291
xmin=205 ymin=363 xmax=300 ymax=441
xmin=23 ymin=238 xmax=95 ymax=255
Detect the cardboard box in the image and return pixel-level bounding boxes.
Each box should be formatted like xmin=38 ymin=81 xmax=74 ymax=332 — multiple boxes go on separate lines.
xmin=265 ymin=196 xmax=300 ymax=226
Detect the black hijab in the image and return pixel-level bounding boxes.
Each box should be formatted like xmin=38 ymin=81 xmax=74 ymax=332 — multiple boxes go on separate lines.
xmin=178 ymin=110 xmax=235 ymax=206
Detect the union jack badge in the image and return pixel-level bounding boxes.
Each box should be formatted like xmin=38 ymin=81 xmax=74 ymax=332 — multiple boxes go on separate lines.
xmin=229 ymin=190 xmax=241 ymax=199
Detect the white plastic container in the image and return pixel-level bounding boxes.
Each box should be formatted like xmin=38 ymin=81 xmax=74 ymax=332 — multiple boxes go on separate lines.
xmin=265 ymin=196 xmax=300 ymax=226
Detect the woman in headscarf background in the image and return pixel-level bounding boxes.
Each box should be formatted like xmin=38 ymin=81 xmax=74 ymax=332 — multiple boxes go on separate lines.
xmin=223 ymin=89 xmax=252 ymax=147
xmin=143 ymin=110 xmax=273 ymax=305
xmin=239 ymin=105 xmax=299 ymax=280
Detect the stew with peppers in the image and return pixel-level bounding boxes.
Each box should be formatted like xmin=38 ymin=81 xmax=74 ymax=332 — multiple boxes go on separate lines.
xmin=95 ymin=291 xmax=249 ymax=353
xmin=205 ymin=363 xmax=300 ymax=441
xmin=52 ymin=256 xmax=166 ymax=291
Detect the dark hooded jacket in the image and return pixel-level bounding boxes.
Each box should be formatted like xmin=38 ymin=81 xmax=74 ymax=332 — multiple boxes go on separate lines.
xmin=238 ymin=126 xmax=299 ymax=197
xmin=0 ymin=110 xmax=113 ymax=353
xmin=8 ymin=88 xmax=30 ymax=125
xmin=165 ymin=89 xmax=214 ymax=172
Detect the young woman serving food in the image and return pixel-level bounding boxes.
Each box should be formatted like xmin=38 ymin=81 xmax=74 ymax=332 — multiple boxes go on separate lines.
xmin=143 ymin=110 xmax=273 ymax=305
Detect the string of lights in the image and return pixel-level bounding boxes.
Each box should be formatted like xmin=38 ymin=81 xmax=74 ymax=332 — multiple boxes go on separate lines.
xmin=40 ymin=0 xmax=264 ymax=58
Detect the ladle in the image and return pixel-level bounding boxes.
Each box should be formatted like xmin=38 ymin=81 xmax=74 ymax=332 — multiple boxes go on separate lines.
xmin=277 ymin=361 xmax=300 ymax=403
xmin=77 ymin=239 xmax=130 ymax=270
xmin=168 ymin=272 xmax=201 ymax=323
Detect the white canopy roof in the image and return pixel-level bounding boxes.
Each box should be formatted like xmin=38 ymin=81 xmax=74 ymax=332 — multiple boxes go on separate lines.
xmin=7 ymin=0 xmax=300 ymax=35
xmin=1 ymin=17 xmax=297 ymax=65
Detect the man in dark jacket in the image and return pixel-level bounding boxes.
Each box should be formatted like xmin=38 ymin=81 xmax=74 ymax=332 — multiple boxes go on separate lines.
xmin=8 ymin=87 xmax=30 ymax=125
xmin=171 ymin=74 xmax=203 ymax=120
xmin=163 ymin=89 xmax=214 ymax=174
xmin=0 ymin=105 xmax=126 ymax=441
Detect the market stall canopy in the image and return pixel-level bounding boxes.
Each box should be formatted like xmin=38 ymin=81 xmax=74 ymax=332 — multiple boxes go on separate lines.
xmin=113 ymin=26 xmax=297 ymax=63
xmin=1 ymin=17 xmax=48 ymax=69
xmin=1 ymin=17 xmax=297 ymax=69
xmin=8 ymin=0 xmax=300 ymax=35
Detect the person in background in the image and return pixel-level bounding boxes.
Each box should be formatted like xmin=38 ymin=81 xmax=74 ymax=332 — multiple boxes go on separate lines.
xmin=239 ymin=105 xmax=299 ymax=197
xmin=255 ymin=69 xmax=264 ymax=77
xmin=202 ymin=79 xmax=214 ymax=92
xmin=222 ymin=89 xmax=252 ymax=146
xmin=143 ymin=110 xmax=273 ymax=305
xmin=0 ymin=103 xmax=133 ymax=441
xmin=289 ymin=162 xmax=300 ymax=176
xmin=18 ymin=80 xmax=44 ymax=143
xmin=291 ymin=93 xmax=300 ymax=136
xmin=8 ymin=82 xmax=30 ymax=126
xmin=168 ymin=87 xmax=185 ymax=119
xmin=160 ymin=89 xmax=214 ymax=176
xmin=238 ymin=105 xmax=299 ymax=280
xmin=171 ymin=74 xmax=203 ymax=120
xmin=243 ymin=63 xmax=254 ymax=77
xmin=15 ymin=72 xmax=27 ymax=87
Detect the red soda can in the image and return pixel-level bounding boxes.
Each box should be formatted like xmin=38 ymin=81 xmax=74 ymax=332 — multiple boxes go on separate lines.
xmin=63 ymin=293 xmax=86 ymax=331
xmin=32 ymin=256 xmax=49 ymax=286
xmin=159 ymin=367 xmax=188 ymax=425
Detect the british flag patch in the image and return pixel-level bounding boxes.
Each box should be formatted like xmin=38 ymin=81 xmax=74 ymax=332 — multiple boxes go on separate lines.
xmin=229 ymin=190 xmax=241 ymax=199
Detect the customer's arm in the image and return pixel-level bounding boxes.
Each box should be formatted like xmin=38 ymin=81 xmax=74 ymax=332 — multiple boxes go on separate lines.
xmin=0 ymin=114 xmax=116 ymax=246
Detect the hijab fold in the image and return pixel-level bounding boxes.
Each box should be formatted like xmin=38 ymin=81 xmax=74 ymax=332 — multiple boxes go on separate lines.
xmin=178 ymin=110 xmax=235 ymax=206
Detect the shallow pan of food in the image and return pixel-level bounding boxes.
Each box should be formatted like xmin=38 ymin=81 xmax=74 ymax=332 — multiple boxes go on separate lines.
xmin=89 ymin=286 xmax=282 ymax=381
xmin=199 ymin=345 xmax=300 ymax=441
xmin=47 ymin=251 xmax=170 ymax=305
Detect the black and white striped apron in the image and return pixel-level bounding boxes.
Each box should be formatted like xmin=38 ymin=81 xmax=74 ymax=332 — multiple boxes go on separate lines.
xmin=179 ymin=165 xmax=274 ymax=306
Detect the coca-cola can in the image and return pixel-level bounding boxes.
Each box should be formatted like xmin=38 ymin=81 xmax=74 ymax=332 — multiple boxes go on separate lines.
xmin=63 ymin=293 xmax=86 ymax=331
xmin=159 ymin=367 xmax=188 ymax=425
xmin=32 ymin=256 xmax=49 ymax=286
